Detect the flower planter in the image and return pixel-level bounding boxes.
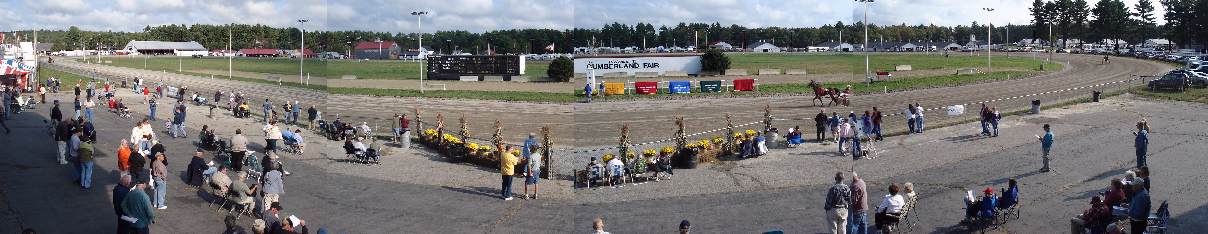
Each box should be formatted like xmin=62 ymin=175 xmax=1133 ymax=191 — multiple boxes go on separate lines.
xmin=674 ymin=148 xmax=699 ymax=169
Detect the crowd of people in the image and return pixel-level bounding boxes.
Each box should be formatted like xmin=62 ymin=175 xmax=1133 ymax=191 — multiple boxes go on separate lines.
xmin=824 ymin=171 xmax=919 ymax=234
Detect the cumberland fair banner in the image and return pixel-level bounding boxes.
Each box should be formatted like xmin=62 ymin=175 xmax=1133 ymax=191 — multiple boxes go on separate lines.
xmin=574 ymin=55 xmax=702 ymax=76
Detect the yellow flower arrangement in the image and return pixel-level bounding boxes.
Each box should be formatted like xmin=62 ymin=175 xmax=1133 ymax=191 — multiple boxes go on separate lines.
xmin=712 ymin=136 xmax=725 ymax=144
xmin=625 ymin=151 xmax=637 ymax=159
xmin=745 ymin=129 xmax=757 ymax=136
xmin=478 ymin=145 xmax=492 ymax=152
xmin=466 ymin=143 xmax=480 ymax=151
xmin=423 ymin=129 xmax=437 ymax=137
xmin=685 ymin=143 xmax=700 ymax=149
xmin=661 ymin=146 xmax=676 ymax=154
xmin=602 ymin=153 xmax=615 ymax=162
xmin=642 ymin=149 xmax=657 ymax=157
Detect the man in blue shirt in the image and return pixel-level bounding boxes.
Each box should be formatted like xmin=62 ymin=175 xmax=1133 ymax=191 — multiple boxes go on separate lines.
xmin=1128 ymin=183 xmax=1150 ymax=234
xmin=1037 ymin=124 xmax=1054 ymax=173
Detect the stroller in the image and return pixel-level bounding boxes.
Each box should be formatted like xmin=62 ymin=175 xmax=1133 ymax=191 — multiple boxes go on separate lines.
xmin=11 ymin=96 xmax=36 ymax=114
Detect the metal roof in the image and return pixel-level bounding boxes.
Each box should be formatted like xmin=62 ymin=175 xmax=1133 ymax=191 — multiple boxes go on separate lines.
xmin=123 ymin=40 xmax=207 ymax=51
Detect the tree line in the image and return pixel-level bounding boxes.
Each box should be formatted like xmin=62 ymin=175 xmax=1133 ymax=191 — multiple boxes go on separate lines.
xmin=14 ymin=0 xmax=1207 ymax=57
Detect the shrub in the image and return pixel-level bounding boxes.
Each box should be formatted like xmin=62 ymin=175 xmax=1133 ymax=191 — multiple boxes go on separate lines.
xmin=701 ymin=49 xmax=731 ymax=74
xmin=547 ymin=56 xmax=574 ymax=82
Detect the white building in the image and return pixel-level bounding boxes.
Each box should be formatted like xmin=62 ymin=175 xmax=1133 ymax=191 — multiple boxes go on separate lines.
xmin=747 ymin=41 xmax=781 ymax=53
xmin=709 ymin=41 xmax=733 ymax=50
xmin=122 ymin=40 xmax=208 ymax=56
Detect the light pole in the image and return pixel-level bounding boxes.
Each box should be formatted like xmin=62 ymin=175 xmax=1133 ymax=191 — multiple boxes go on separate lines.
xmin=412 ymin=11 xmax=428 ymax=93
xmin=857 ymin=0 xmax=874 ymax=83
xmin=298 ymin=19 xmax=308 ymax=85
xmin=983 ymin=7 xmax=995 ymax=73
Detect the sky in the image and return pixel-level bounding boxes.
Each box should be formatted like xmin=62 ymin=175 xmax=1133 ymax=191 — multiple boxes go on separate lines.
xmin=0 ymin=0 xmax=1166 ymax=33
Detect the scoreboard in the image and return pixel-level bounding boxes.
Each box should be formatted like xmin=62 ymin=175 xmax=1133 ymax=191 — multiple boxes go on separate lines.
xmin=426 ymin=55 xmax=526 ymax=81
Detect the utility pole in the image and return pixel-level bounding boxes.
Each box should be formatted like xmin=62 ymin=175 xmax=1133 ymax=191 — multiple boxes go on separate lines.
xmin=412 ymin=11 xmax=428 ymax=93
xmin=299 ymin=19 xmax=308 ymax=85
xmin=857 ymin=0 xmax=875 ymax=83
xmin=983 ymin=8 xmax=995 ymax=73
xmin=228 ymin=26 xmax=233 ymax=79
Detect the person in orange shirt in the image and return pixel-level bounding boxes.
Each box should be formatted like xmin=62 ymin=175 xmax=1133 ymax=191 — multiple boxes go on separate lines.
xmin=117 ymin=139 xmax=132 ymax=172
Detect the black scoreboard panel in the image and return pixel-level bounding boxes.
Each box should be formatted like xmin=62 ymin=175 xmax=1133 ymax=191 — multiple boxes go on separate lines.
xmin=427 ymin=55 xmax=521 ymax=80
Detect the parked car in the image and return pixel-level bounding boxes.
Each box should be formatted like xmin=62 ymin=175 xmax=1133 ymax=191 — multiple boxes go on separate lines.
xmin=1148 ymin=71 xmax=1189 ymax=92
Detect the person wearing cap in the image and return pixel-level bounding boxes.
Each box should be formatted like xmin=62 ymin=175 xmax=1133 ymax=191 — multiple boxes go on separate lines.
xmin=278 ymin=215 xmax=308 ymax=234
xmin=679 ymin=220 xmax=690 ymax=234
xmin=977 ymin=187 xmax=998 ymax=219
xmin=230 ymin=171 xmax=258 ymax=209
xmin=824 ymin=172 xmax=850 ymax=234
xmin=1071 ymin=195 xmax=1110 ymax=234
xmin=585 ymin=157 xmax=604 ymax=187
xmin=263 ymin=202 xmax=284 ymax=232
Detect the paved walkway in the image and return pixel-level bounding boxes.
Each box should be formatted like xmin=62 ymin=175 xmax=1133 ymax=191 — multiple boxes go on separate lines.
xmin=573 ymin=95 xmax=1208 ymax=233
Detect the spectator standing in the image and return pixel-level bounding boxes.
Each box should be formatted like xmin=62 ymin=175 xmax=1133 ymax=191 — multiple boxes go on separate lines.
xmin=1133 ymin=120 xmax=1149 ymax=168
xmin=828 ymin=112 xmax=840 ymax=143
xmin=118 ymin=139 xmax=132 ymax=173
xmin=500 ymin=146 xmax=519 ymax=201
xmin=814 ymin=109 xmax=828 ymax=142
xmin=838 ymin=119 xmax=851 ymax=154
xmin=262 ymin=99 xmax=272 ymax=123
xmin=1038 ymin=124 xmax=1054 ymax=173
xmin=905 ymin=104 xmax=916 ymax=134
xmin=291 ymin=101 xmax=301 ymax=124
xmin=151 ymin=153 xmax=168 ymax=209
xmin=231 ymin=129 xmax=249 ymax=172
xmin=523 ymin=146 xmax=542 ymax=200
xmin=120 ymin=181 xmax=155 ymax=234
xmin=171 ymin=102 xmax=187 ymax=138
xmin=262 ymin=164 xmax=285 ymax=214
xmin=306 ymin=105 xmax=318 ymax=131
xmin=848 ymin=172 xmax=869 ymax=234
xmin=872 ymin=107 xmax=883 ymax=141
xmin=79 ymin=140 xmax=95 ymax=189
xmin=990 ymin=107 xmax=1001 ymax=137
xmin=83 ymin=98 xmax=95 ymax=123
xmin=825 ymin=172 xmax=851 ymax=234
xmin=147 ymin=97 xmax=157 ymax=121
xmin=1128 ymin=183 xmax=1150 ymax=234
xmin=264 ymin=121 xmax=283 ymax=154
xmin=112 ymin=175 xmax=132 ymax=233
xmin=914 ymin=103 xmax=925 ymax=133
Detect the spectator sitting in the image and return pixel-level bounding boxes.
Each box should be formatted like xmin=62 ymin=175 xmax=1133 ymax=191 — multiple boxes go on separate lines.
xmin=282 ymin=129 xmax=304 ymax=153
xmin=229 ymin=171 xmax=257 ymax=209
xmin=998 ymin=178 xmax=1019 ymax=210
xmin=1104 ymin=178 xmax=1127 ymax=208
xmin=186 ymin=151 xmax=207 ymax=187
xmin=209 ymin=166 xmax=231 ymax=195
xmin=754 ymin=132 xmax=767 ymax=156
xmin=607 ymin=155 xmax=624 ymax=186
xmin=352 ymin=137 xmax=368 ymax=153
xmin=978 ymin=187 xmax=998 ymax=219
xmin=786 ymin=127 xmax=805 ymax=146
xmin=585 ymin=157 xmax=604 ymax=186
xmin=874 ymin=183 xmax=905 ymax=230
xmin=1071 ymin=195 xmax=1111 ymax=234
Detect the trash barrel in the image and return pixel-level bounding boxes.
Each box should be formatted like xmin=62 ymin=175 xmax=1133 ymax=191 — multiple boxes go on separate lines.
xmin=1092 ymin=91 xmax=1102 ymax=102
xmin=1031 ymin=100 xmax=1041 ymax=114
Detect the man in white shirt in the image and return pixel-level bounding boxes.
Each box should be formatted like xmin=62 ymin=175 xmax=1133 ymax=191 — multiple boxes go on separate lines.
xmin=606 ymin=156 xmax=624 ymax=186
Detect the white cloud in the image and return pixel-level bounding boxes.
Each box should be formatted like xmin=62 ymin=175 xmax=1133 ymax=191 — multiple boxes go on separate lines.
xmin=0 ymin=0 xmax=1168 ymax=33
